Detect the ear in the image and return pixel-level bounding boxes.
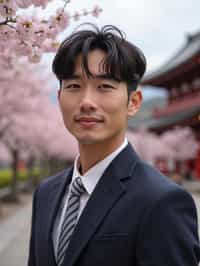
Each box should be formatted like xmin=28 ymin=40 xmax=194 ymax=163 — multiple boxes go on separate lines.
xmin=127 ymin=89 xmax=143 ymax=117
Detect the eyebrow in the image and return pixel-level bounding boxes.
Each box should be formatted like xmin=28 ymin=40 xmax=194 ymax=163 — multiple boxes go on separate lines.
xmin=64 ymin=74 xmax=120 ymax=82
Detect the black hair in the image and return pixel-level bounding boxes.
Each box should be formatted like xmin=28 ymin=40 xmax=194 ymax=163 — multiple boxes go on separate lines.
xmin=52 ymin=24 xmax=146 ymax=94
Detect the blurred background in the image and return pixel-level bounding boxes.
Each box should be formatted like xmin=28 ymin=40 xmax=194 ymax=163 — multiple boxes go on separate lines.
xmin=0 ymin=0 xmax=200 ymax=265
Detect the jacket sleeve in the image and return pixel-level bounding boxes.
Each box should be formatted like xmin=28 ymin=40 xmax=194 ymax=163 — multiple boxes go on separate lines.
xmin=136 ymin=188 xmax=200 ymax=266
xmin=27 ymin=188 xmax=38 ymax=266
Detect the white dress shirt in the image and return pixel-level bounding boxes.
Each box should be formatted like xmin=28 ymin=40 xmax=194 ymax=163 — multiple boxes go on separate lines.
xmin=53 ymin=137 xmax=128 ymax=257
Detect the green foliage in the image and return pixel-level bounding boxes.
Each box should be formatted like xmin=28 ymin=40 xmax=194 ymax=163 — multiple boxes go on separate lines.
xmin=0 ymin=168 xmax=41 ymax=188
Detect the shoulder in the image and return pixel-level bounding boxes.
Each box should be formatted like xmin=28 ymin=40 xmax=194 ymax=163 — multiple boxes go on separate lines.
xmin=35 ymin=166 xmax=72 ymax=195
xmin=132 ymin=160 xmax=195 ymax=210
xmin=134 ymin=162 xmax=200 ymax=265
xmin=133 ymin=161 xmax=198 ymax=229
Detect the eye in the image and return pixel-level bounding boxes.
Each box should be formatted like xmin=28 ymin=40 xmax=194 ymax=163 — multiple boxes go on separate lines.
xmin=98 ymin=83 xmax=114 ymax=90
xmin=64 ymin=83 xmax=80 ymax=89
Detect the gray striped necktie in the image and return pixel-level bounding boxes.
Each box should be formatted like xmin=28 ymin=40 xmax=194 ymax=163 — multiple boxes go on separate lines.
xmin=57 ymin=177 xmax=85 ymax=266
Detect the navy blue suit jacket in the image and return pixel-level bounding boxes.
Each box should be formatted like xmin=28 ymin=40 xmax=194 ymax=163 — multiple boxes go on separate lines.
xmin=28 ymin=143 xmax=200 ymax=266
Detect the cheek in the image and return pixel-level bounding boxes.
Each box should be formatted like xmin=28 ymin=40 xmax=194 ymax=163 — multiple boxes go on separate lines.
xmin=60 ymin=97 xmax=74 ymax=114
xmin=59 ymin=102 xmax=75 ymax=127
xmin=102 ymin=95 xmax=128 ymax=117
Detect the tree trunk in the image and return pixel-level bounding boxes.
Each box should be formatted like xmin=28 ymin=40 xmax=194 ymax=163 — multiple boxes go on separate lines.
xmin=27 ymin=157 xmax=38 ymax=188
xmin=9 ymin=149 xmax=19 ymax=201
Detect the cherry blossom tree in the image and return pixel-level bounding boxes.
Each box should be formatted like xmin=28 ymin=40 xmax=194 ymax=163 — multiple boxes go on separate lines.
xmin=160 ymin=127 xmax=199 ymax=178
xmin=0 ymin=59 xmax=79 ymax=198
xmin=0 ymin=0 xmax=102 ymax=199
xmin=127 ymin=126 xmax=198 ymax=166
xmin=127 ymin=128 xmax=174 ymax=164
xmin=0 ymin=0 xmax=102 ymax=63
xmin=160 ymin=127 xmax=198 ymax=160
xmin=0 ymin=141 xmax=12 ymax=163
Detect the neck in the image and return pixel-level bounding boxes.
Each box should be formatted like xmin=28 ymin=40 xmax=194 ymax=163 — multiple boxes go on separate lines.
xmin=78 ymin=135 xmax=125 ymax=175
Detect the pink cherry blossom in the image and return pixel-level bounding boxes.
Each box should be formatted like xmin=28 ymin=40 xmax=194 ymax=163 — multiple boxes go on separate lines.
xmin=50 ymin=8 xmax=70 ymax=30
xmin=0 ymin=1 xmax=102 ymax=63
xmin=73 ymin=12 xmax=80 ymax=21
xmin=91 ymin=5 xmax=102 ymax=18
xmin=127 ymin=126 xmax=198 ymax=164
xmin=0 ymin=0 xmax=17 ymax=18
xmin=15 ymin=0 xmax=33 ymax=9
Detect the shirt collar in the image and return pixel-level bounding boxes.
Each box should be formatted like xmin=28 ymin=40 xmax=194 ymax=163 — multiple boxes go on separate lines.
xmin=72 ymin=137 xmax=128 ymax=195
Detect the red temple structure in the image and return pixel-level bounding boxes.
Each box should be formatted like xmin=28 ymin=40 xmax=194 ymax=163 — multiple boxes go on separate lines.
xmin=142 ymin=30 xmax=200 ymax=179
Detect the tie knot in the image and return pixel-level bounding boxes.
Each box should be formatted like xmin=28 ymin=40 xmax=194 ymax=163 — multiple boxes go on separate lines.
xmin=71 ymin=177 xmax=85 ymax=197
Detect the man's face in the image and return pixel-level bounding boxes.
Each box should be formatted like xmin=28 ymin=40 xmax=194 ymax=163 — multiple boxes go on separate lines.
xmin=58 ymin=49 xmax=141 ymax=145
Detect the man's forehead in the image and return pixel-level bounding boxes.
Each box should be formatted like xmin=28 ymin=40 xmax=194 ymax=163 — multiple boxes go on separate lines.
xmin=74 ymin=65 xmax=104 ymax=75
xmin=74 ymin=63 xmax=107 ymax=80
xmin=75 ymin=58 xmax=105 ymax=73
xmin=70 ymin=50 xmax=120 ymax=82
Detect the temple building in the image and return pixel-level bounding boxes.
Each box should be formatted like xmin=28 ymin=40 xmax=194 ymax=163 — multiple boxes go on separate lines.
xmin=138 ymin=30 xmax=200 ymax=179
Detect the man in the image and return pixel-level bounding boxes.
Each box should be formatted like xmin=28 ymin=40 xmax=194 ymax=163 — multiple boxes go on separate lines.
xmin=28 ymin=24 xmax=200 ymax=266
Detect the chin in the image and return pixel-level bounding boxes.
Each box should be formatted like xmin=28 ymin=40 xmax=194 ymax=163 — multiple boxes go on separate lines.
xmin=77 ymin=139 xmax=99 ymax=145
xmin=76 ymin=135 xmax=104 ymax=145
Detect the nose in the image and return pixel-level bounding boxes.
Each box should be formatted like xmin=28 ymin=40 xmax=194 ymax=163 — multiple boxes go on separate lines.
xmin=79 ymin=89 xmax=97 ymax=112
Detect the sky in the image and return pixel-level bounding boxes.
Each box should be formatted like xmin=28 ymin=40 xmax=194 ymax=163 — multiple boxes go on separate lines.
xmin=44 ymin=0 xmax=200 ymax=101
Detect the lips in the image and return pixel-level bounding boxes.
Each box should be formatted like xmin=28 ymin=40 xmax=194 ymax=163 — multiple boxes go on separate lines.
xmin=76 ymin=117 xmax=103 ymax=127
xmin=78 ymin=118 xmax=102 ymax=122
xmin=76 ymin=117 xmax=103 ymax=123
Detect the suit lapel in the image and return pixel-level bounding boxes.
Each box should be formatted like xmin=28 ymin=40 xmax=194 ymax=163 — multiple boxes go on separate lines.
xmin=46 ymin=167 xmax=73 ymax=265
xmin=62 ymin=143 xmax=139 ymax=266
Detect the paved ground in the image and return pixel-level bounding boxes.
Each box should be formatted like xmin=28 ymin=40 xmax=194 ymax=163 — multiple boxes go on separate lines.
xmin=1 ymin=191 xmax=200 ymax=266
xmin=0 ymin=201 xmax=32 ymax=266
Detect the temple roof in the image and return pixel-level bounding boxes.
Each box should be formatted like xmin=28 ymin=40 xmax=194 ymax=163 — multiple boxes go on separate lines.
xmin=143 ymin=30 xmax=200 ymax=84
xmin=128 ymin=96 xmax=166 ymax=128
xmin=153 ymin=92 xmax=200 ymax=118
xmin=129 ymin=105 xmax=200 ymax=130
xmin=128 ymin=92 xmax=200 ymax=130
